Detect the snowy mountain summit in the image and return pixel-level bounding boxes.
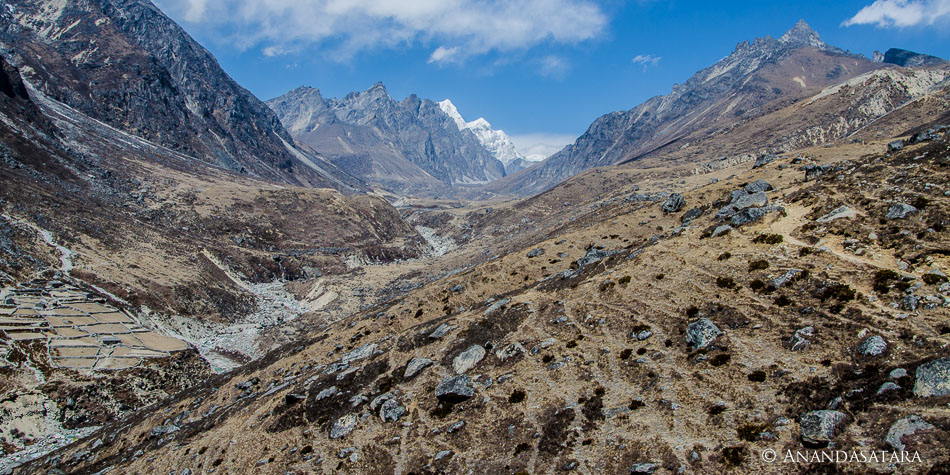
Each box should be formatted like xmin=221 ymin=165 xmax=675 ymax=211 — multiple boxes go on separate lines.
xmin=438 ymin=99 xmax=526 ymax=167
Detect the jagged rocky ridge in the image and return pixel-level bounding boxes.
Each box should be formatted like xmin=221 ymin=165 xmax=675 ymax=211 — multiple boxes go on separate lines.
xmin=0 ymin=0 xmax=361 ymax=190
xmin=268 ymin=84 xmax=507 ymax=195
xmin=487 ymin=20 xmax=887 ymax=196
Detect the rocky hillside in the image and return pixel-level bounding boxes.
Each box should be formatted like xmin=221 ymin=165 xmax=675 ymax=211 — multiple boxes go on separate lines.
xmin=486 ymin=21 xmax=886 ymax=196
xmin=0 ymin=42 xmax=431 ymax=466
xmin=268 ymin=84 xmax=506 ymax=195
xmin=0 ymin=0 xmax=361 ymax=190
xmin=23 ymin=122 xmax=950 ymax=473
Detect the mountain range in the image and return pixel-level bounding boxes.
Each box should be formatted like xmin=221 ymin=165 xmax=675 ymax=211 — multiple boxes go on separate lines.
xmin=267 ymin=84 xmax=529 ymax=195
xmin=2 ymin=1 xmax=950 ymax=472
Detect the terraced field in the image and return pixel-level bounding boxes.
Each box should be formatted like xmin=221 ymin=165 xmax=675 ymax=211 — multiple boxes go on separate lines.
xmin=1 ymin=279 xmax=189 ymax=371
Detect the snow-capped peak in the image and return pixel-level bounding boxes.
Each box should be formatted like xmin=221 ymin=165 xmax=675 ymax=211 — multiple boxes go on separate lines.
xmin=437 ymin=99 xmax=525 ymax=166
xmin=438 ymin=99 xmax=467 ymax=130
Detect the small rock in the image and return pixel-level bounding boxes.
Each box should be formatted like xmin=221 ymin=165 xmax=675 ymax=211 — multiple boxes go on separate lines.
xmin=752 ymin=153 xmax=777 ymax=168
xmin=434 ymin=450 xmax=453 ymax=461
xmin=540 ymin=338 xmax=557 ymax=349
xmin=662 ymin=194 xmax=686 ymax=214
xmin=710 ymin=225 xmax=732 ymax=238
xmin=342 ymin=343 xmax=377 ymax=364
xmin=484 ymin=298 xmax=511 ymax=315
xmin=630 ymin=462 xmax=658 ymax=473
xmin=890 ymin=368 xmax=908 ymax=380
xmin=316 ymin=386 xmax=338 ymax=400
xmin=877 ymin=382 xmax=900 ymax=395
xmin=435 ymin=375 xmax=474 ymax=403
xmin=887 ymin=140 xmax=904 ymax=153
xmin=495 ymin=342 xmax=526 ymax=361
xmin=447 ymin=420 xmax=466 ymax=433
xmin=379 ymin=398 xmax=406 ymax=423
xmin=772 ymin=269 xmax=802 ymax=289
xmin=429 ymin=323 xmax=457 ymax=339
xmin=453 ymin=345 xmax=486 ymax=374
xmin=885 ymin=204 xmax=918 ymax=220
xmin=799 ymin=410 xmax=847 ymax=445
xmin=685 ymin=318 xmax=722 ymax=350
xmin=913 ymin=358 xmax=950 ymax=397
xmin=404 ymin=358 xmax=434 ymax=379
xmin=527 ymin=248 xmax=545 ymax=258
xmin=636 ymin=330 xmax=653 ymax=341
xmin=816 ymin=206 xmax=856 ymax=223
xmin=885 ymin=415 xmax=935 ymax=450
xmin=681 ymin=207 xmax=705 ymax=224
xmin=744 ymin=180 xmax=773 ymax=193
xmin=857 ymin=335 xmax=887 ymax=357
xmin=902 ymin=295 xmax=920 ymax=312
xmin=330 ymin=414 xmax=359 ymax=439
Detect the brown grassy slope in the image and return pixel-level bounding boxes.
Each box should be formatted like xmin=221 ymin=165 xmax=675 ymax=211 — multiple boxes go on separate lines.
xmin=30 ymin=135 xmax=950 ymax=474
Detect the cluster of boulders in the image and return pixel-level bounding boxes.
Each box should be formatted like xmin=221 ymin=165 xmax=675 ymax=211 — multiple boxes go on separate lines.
xmin=887 ymin=126 xmax=948 ymax=152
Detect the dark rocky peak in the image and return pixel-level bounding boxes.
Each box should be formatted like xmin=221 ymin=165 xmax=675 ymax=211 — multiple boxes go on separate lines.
xmin=882 ymin=48 xmax=947 ymax=67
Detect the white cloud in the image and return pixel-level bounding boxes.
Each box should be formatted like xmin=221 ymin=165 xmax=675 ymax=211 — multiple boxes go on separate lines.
xmin=154 ymin=0 xmax=608 ymax=61
xmin=509 ymin=133 xmax=578 ymax=161
xmin=428 ymin=46 xmax=461 ymax=64
xmin=843 ymin=0 xmax=950 ymax=27
xmin=631 ymin=54 xmax=661 ymax=70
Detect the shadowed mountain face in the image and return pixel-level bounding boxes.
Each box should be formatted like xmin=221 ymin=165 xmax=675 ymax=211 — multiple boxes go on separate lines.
xmin=268 ymin=84 xmax=506 ymax=195
xmin=0 ymin=0 xmax=362 ymax=191
xmin=486 ymin=20 xmax=884 ymax=196
xmin=882 ymin=48 xmax=947 ymax=68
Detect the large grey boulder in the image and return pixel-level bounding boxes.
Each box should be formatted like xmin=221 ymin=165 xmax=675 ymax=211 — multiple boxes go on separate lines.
xmin=857 ymin=335 xmax=887 ymax=357
xmin=913 ymin=358 xmax=950 ymax=397
xmin=886 ymin=204 xmax=917 ymax=220
xmin=685 ymin=318 xmax=722 ymax=350
xmin=716 ymin=191 xmax=768 ymax=220
xmin=662 ymin=193 xmax=686 ymax=214
xmin=885 ymin=415 xmax=935 ymax=450
xmin=887 ymin=140 xmax=904 ymax=153
xmin=453 ymin=345 xmax=486 ymax=374
xmin=800 ymin=410 xmax=847 ymax=445
xmin=436 ymin=375 xmax=474 ymax=403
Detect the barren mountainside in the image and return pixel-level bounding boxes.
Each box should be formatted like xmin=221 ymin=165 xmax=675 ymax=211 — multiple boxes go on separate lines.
xmin=268 ymin=84 xmax=506 ymax=195
xmin=2 ymin=3 xmax=950 ymax=474
xmin=0 ymin=0 xmax=361 ymax=190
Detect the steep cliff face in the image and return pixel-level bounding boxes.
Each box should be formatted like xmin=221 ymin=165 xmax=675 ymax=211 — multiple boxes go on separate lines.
xmin=488 ymin=21 xmax=883 ymax=196
xmin=268 ymin=84 xmax=506 ymax=195
xmin=0 ymin=0 xmax=361 ymax=190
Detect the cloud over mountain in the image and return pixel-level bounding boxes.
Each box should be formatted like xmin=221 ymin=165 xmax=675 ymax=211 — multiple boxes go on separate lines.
xmin=155 ymin=0 xmax=608 ymax=61
xmin=843 ymin=0 xmax=950 ymax=28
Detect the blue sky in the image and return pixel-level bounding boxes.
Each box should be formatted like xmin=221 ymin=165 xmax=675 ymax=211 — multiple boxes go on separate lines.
xmin=154 ymin=0 xmax=950 ymax=159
